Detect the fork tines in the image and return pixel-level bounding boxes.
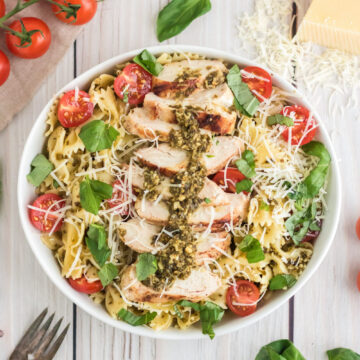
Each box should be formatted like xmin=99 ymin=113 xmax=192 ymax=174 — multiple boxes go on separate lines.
xmin=9 ymin=308 xmax=70 ymax=360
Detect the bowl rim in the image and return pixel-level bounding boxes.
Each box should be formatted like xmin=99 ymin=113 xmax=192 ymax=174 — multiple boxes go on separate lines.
xmin=17 ymin=44 xmax=342 ymax=340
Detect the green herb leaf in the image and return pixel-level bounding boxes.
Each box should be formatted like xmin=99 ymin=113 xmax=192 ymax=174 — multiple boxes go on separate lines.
xmin=309 ymin=221 xmax=321 ymax=231
xmin=79 ymin=120 xmax=119 ymax=152
xmin=53 ymin=179 xmax=60 ymax=189
xmin=123 ymin=90 xmax=129 ymax=104
xmin=118 ymin=309 xmax=157 ymax=326
xmin=204 ymin=197 xmax=211 ymax=204
xmin=86 ymin=226 xmax=111 ymax=267
xmin=133 ymin=49 xmax=163 ymax=76
xmin=260 ymin=201 xmax=270 ymax=211
xmin=173 ymin=304 xmax=184 ymax=319
xmin=79 ymin=176 xmax=113 ymax=215
xmin=267 ymin=114 xmax=294 ymax=127
xmin=235 ymin=149 xmax=256 ymax=178
xmin=26 ymin=154 xmax=54 ymax=187
xmin=236 ymin=179 xmax=253 ymax=193
xmin=98 ymin=263 xmax=118 ymax=287
xmin=238 ymin=235 xmax=265 ymax=263
xmin=327 ymin=348 xmax=360 ymax=360
xmin=156 ymin=0 xmax=212 ymax=42
xmin=269 ymin=274 xmax=297 ymax=291
xmin=206 ymin=154 xmax=215 ymax=158
xmin=255 ymin=339 xmax=305 ymax=360
xmin=177 ymin=300 xmax=224 ymax=339
xmin=136 ymin=253 xmax=158 ymax=281
xmin=226 ymin=65 xmax=260 ymax=116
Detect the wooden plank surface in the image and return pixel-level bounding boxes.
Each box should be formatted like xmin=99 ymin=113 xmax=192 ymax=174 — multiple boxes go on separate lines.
xmin=0 ymin=0 xmax=359 ymax=359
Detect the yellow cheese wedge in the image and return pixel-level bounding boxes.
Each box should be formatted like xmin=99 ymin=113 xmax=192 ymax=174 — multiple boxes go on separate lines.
xmin=297 ymin=0 xmax=360 ymax=55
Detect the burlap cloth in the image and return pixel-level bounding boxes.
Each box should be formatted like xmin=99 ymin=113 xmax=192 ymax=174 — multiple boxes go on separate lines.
xmin=0 ymin=0 xmax=83 ymax=131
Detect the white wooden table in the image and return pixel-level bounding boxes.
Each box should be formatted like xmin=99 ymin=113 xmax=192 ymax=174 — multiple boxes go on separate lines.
xmin=1 ymin=1 xmax=360 ymax=359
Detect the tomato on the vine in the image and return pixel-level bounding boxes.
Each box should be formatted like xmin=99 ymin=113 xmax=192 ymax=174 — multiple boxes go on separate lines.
xmin=51 ymin=0 xmax=97 ymax=25
xmin=6 ymin=17 xmax=51 ymax=59
xmin=0 ymin=50 xmax=10 ymax=86
xmin=0 ymin=0 xmax=5 ymax=17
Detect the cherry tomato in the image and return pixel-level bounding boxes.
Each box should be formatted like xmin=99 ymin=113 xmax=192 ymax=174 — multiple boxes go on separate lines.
xmin=226 ymin=279 xmax=260 ymax=317
xmin=6 ymin=17 xmax=51 ymax=59
xmin=212 ymin=168 xmax=247 ymax=193
xmin=356 ymin=217 xmax=360 ymax=240
xmin=114 ymin=64 xmax=152 ymax=105
xmin=68 ymin=276 xmax=103 ymax=294
xmin=302 ymin=220 xmax=322 ymax=243
xmin=29 ymin=193 xmax=65 ymax=233
xmin=0 ymin=50 xmax=10 ymax=86
xmin=107 ymin=180 xmax=130 ymax=216
xmin=0 ymin=0 xmax=5 ymax=17
xmin=357 ymin=272 xmax=360 ymax=293
xmin=281 ymin=105 xmax=317 ymax=146
xmin=57 ymin=89 xmax=94 ymax=128
xmin=51 ymin=0 xmax=97 ymax=25
xmin=241 ymin=66 xmax=272 ymax=102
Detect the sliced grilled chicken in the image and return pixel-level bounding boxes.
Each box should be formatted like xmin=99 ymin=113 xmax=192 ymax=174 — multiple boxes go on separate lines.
xmin=134 ymin=192 xmax=249 ymax=231
xmin=144 ymin=84 xmax=236 ymax=134
xmin=126 ymin=163 xmax=230 ymax=207
xmin=135 ymin=136 xmax=243 ymax=176
xmin=152 ymin=59 xmax=227 ymax=98
xmin=118 ymin=218 xmax=231 ymax=264
xmin=124 ymin=107 xmax=180 ymax=141
xmin=120 ymin=265 xmax=221 ymax=303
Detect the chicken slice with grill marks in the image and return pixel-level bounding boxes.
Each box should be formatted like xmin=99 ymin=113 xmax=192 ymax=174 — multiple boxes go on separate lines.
xmin=120 ymin=264 xmax=221 ymax=303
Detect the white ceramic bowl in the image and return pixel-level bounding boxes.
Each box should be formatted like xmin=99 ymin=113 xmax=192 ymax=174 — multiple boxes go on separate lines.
xmin=17 ymin=45 xmax=341 ymax=339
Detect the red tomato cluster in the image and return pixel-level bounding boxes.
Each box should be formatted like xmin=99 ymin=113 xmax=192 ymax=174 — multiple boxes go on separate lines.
xmin=0 ymin=0 xmax=98 ymax=86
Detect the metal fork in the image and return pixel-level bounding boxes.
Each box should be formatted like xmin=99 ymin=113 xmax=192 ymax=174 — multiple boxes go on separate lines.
xmin=9 ymin=308 xmax=70 ymax=360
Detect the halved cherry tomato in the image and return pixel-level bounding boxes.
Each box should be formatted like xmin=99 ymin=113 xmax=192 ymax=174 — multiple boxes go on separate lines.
xmin=107 ymin=180 xmax=130 ymax=216
xmin=0 ymin=0 xmax=5 ymax=17
xmin=114 ymin=64 xmax=152 ymax=105
xmin=57 ymin=89 xmax=94 ymax=128
xmin=226 ymin=279 xmax=260 ymax=317
xmin=241 ymin=66 xmax=272 ymax=102
xmin=212 ymin=168 xmax=247 ymax=193
xmin=29 ymin=193 xmax=65 ymax=233
xmin=68 ymin=276 xmax=103 ymax=294
xmin=51 ymin=0 xmax=97 ymax=25
xmin=356 ymin=217 xmax=360 ymax=240
xmin=357 ymin=272 xmax=360 ymax=292
xmin=281 ymin=105 xmax=316 ymax=146
xmin=0 ymin=50 xmax=10 ymax=86
xmin=6 ymin=17 xmax=51 ymax=59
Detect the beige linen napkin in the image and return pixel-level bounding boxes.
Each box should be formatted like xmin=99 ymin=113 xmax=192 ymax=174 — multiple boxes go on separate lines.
xmin=0 ymin=0 xmax=83 ymax=131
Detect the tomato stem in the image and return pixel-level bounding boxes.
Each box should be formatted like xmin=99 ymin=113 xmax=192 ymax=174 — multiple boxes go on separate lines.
xmin=0 ymin=0 xmax=40 ymax=26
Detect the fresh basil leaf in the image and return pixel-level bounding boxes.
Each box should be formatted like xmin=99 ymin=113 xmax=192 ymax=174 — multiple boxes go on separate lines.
xmin=177 ymin=300 xmax=201 ymax=312
xmin=53 ymin=179 xmax=60 ymax=189
xmin=227 ymin=65 xmax=260 ymax=116
xmin=309 ymin=221 xmax=321 ymax=231
xmin=173 ymin=304 xmax=184 ymax=319
xmin=26 ymin=154 xmax=54 ymax=187
xmin=204 ymin=197 xmax=211 ymax=204
xmin=236 ymin=179 xmax=253 ymax=193
xmin=133 ymin=49 xmax=163 ymax=76
xmin=136 ymin=253 xmax=158 ymax=281
xmin=98 ymin=263 xmax=118 ymax=287
xmin=80 ymin=176 xmax=113 ymax=215
xmin=87 ymin=223 xmax=107 ymax=250
xmin=238 ymin=235 xmax=265 ymax=263
xmin=156 ymin=0 xmax=211 ymax=42
xmin=260 ymin=201 xmax=270 ymax=211
xmin=79 ymin=120 xmax=119 ymax=152
xmin=255 ymin=339 xmax=305 ymax=360
xmin=267 ymin=114 xmax=294 ymax=127
xmin=118 ymin=309 xmax=157 ymax=326
xmin=327 ymin=348 xmax=360 ymax=360
xmin=86 ymin=227 xmax=111 ymax=267
xmin=235 ymin=149 xmax=256 ymax=178
xmin=269 ymin=274 xmax=297 ymax=291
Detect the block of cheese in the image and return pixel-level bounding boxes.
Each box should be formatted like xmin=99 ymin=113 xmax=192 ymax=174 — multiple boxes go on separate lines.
xmin=297 ymin=0 xmax=360 ymax=55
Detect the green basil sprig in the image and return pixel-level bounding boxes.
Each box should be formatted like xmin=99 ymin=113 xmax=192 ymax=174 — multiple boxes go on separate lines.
xmin=79 ymin=120 xmax=119 ymax=152
xmin=327 ymin=348 xmax=360 ymax=360
xmin=269 ymin=274 xmax=297 ymax=291
xmin=156 ymin=0 xmax=212 ymax=42
xmin=118 ymin=309 xmax=157 ymax=326
xmin=267 ymin=114 xmax=294 ymax=127
xmin=85 ymin=224 xmax=110 ymax=267
xmin=235 ymin=149 xmax=256 ymax=178
xmin=136 ymin=253 xmax=158 ymax=281
xmin=26 ymin=154 xmax=54 ymax=187
xmin=98 ymin=263 xmax=118 ymax=287
xmin=255 ymin=339 xmax=305 ymax=360
xmin=133 ymin=49 xmax=163 ymax=76
xmin=79 ymin=176 xmax=113 ymax=215
xmin=238 ymin=235 xmax=265 ymax=264
xmin=177 ymin=300 xmax=224 ymax=339
xmin=236 ymin=179 xmax=253 ymax=193
xmin=226 ymin=64 xmax=260 ymax=117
